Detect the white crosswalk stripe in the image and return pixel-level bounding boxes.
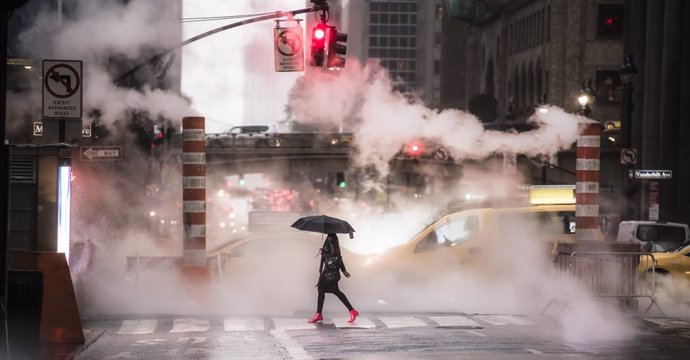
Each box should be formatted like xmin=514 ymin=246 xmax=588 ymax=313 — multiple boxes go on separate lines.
xmin=429 ymin=316 xmax=481 ymax=328
xmin=224 ymin=318 xmax=265 ymax=331
xmin=379 ymin=316 xmax=427 ymax=329
xmin=170 ymin=319 xmax=210 ymax=333
xmin=273 ymin=318 xmax=318 ymax=331
xmin=475 ymin=315 xmax=533 ymax=326
xmin=643 ymin=318 xmax=690 ymax=327
xmin=118 ymin=319 xmax=158 ymax=334
xmin=114 ymin=315 xmax=539 ymax=334
xmin=333 ymin=317 xmax=376 ymax=329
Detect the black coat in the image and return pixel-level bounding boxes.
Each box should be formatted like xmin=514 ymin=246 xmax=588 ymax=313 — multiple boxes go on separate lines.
xmin=317 ymin=234 xmax=348 ymax=291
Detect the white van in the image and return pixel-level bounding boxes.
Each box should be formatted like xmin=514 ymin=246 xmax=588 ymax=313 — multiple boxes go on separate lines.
xmin=616 ymin=221 xmax=690 ymax=252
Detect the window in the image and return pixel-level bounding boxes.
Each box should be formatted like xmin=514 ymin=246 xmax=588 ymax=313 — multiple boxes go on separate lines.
xmin=597 ymin=4 xmax=624 ymax=38
xmin=637 ymin=225 xmax=687 ymax=252
xmin=414 ymin=215 xmax=479 ymax=253
xmin=498 ymin=211 xmax=576 ymax=237
xmin=434 ymin=60 xmax=440 ymax=74
xmin=595 ymin=70 xmax=622 ymax=103
xmin=370 ymin=13 xmax=378 ymax=23
xmin=369 ymin=37 xmax=378 ymax=47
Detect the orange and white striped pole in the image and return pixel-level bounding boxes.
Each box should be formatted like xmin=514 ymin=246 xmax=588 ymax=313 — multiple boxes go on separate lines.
xmin=575 ymin=122 xmax=601 ymax=241
xmin=182 ymin=116 xmax=206 ymax=265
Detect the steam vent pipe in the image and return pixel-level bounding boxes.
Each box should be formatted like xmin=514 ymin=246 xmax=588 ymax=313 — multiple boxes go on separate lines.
xmin=182 ymin=116 xmax=207 ymax=265
xmin=575 ymin=122 xmax=601 ymax=241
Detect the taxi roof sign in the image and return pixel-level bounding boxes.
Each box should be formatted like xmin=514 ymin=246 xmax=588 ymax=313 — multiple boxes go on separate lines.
xmin=529 ymin=185 xmax=576 ymax=205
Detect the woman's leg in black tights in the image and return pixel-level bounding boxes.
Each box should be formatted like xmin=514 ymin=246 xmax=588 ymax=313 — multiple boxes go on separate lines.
xmin=332 ymin=289 xmax=353 ymax=311
xmin=317 ymin=289 xmax=326 ymax=313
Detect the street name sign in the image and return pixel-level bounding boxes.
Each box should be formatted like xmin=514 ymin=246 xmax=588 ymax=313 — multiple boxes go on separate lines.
xmin=634 ymin=170 xmax=672 ymax=180
xmin=80 ymin=146 xmax=122 ymax=161
xmin=274 ymin=26 xmax=304 ymax=72
xmin=43 ymin=59 xmax=83 ymax=119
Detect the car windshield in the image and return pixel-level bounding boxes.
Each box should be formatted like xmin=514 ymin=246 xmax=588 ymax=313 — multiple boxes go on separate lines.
xmin=414 ymin=215 xmax=479 ymax=253
xmin=666 ymin=240 xmax=690 ymax=253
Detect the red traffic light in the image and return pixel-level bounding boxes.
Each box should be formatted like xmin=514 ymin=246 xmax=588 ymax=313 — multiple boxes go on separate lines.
xmin=311 ymin=23 xmax=329 ymax=67
xmin=406 ymin=143 xmax=424 ymax=157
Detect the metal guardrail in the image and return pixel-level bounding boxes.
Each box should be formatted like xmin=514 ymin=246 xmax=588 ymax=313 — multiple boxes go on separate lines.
xmin=542 ymin=251 xmax=665 ymax=316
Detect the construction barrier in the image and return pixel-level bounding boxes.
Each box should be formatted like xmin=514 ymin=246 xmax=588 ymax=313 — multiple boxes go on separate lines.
xmin=543 ymin=250 xmax=664 ymax=316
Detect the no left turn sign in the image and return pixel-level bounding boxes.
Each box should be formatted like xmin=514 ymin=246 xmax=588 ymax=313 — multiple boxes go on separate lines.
xmin=43 ymin=59 xmax=83 ymax=119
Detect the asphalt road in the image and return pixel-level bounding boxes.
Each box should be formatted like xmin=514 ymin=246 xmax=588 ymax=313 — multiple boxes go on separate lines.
xmin=73 ymin=312 xmax=690 ymax=360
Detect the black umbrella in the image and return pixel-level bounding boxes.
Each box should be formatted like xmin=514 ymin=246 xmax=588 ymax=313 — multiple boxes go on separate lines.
xmin=291 ymin=215 xmax=355 ymax=239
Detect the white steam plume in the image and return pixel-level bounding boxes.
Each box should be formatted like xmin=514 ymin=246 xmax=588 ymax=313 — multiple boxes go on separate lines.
xmin=288 ymin=61 xmax=585 ymax=175
xmin=14 ymin=0 xmax=195 ymax=130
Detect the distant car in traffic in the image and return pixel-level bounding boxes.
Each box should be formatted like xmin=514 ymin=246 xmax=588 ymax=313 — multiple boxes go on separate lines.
xmin=206 ymin=125 xmax=276 ymax=148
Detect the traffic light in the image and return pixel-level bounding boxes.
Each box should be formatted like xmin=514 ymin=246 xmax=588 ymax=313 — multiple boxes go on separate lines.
xmin=310 ymin=23 xmax=328 ymax=67
xmin=336 ymin=172 xmax=346 ymax=188
xmin=327 ymin=27 xmax=348 ymax=69
xmin=406 ymin=142 xmax=424 ymax=157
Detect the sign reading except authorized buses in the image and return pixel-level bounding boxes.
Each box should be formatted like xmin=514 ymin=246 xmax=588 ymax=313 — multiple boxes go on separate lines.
xmin=274 ymin=26 xmax=304 ymax=72
xmin=43 ymin=59 xmax=83 ymax=119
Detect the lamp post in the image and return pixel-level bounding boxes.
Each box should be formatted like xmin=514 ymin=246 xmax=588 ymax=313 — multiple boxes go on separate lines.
xmin=619 ymin=54 xmax=638 ymax=220
xmin=619 ymin=54 xmax=638 ymax=149
xmin=577 ymin=80 xmax=595 ymax=117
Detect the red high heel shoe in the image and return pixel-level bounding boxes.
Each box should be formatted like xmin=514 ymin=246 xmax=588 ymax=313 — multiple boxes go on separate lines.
xmin=307 ymin=313 xmax=323 ymax=323
xmin=348 ymin=309 xmax=359 ymax=323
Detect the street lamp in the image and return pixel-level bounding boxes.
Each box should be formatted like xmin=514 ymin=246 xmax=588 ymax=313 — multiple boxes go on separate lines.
xmin=619 ymin=54 xmax=638 ymax=149
xmin=619 ymin=54 xmax=638 ymax=220
xmin=577 ymin=80 xmax=595 ymax=117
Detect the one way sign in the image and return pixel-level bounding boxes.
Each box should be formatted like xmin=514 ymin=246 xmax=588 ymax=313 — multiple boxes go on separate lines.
xmin=80 ymin=146 xmax=122 ymax=161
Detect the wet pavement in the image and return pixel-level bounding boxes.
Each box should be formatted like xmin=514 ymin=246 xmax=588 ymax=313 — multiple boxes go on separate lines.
xmin=68 ymin=312 xmax=690 ymax=360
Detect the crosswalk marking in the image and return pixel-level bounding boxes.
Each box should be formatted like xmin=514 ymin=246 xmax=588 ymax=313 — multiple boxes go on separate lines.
xmin=333 ymin=317 xmax=376 ymax=329
xmin=170 ymin=319 xmax=210 ymax=333
xmin=643 ymin=318 xmax=690 ymax=327
xmin=118 ymin=319 xmax=157 ymax=334
xmin=379 ymin=316 xmax=426 ymax=329
xmin=112 ymin=314 xmax=544 ymax=334
xmin=224 ymin=318 xmax=265 ymax=331
xmin=273 ymin=318 xmax=318 ymax=331
xmin=475 ymin=315 xmax=533 ymax=326
xmin=430 ymin=316 xmax=481 ymax=328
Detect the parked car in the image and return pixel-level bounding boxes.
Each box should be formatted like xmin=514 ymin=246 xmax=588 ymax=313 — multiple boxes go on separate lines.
xmin=639 ymin=241 xmax=690 ymax=282
xmin=617 ymin=221 xmax=690 ymax=252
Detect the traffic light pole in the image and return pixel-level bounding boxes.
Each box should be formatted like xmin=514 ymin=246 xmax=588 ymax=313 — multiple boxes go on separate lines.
xmin=115 ymin=4 xmax=328 ymax=85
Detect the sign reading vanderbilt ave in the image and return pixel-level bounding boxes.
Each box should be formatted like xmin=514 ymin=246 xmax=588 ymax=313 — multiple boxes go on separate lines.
xmin=634 ymin=170 xmax=672 ymax=180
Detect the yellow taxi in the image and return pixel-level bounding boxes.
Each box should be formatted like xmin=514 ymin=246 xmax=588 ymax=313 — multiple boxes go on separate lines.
xmin=639 ymin=242 xmax=690 ymax=281
xmin=360 ymin=186 xmax=578 ymax=280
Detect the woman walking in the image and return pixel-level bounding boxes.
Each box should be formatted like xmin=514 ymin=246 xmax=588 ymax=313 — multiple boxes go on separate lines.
xmin=307 ymin=233 xmax=359 ymax=323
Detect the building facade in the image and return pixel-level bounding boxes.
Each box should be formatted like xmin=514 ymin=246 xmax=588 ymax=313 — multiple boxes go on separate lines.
xmin=464 ymin=0 xmax=624 ymax=124
xmin=347 ymin=0 xmax=443 ymax=105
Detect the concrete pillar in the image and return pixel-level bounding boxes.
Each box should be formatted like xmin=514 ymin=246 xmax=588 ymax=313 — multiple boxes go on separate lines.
xmin=659 ymin=0 xmax=683 ymax=221
xmin=576 ymin=122 xmax=601 ymax=241
xmin=679 ymin=0 xmax=690 ymax=223
xmin=182 ymin=117 xmax=206 ymax=265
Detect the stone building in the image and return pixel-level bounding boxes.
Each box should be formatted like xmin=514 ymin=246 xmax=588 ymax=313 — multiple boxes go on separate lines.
xmin=464 ymin=0 xmax=624 ymax=124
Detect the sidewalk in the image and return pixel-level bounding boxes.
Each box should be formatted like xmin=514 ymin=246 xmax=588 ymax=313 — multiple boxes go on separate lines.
xmin=36 ymin=329 xmax=104 ymax=360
